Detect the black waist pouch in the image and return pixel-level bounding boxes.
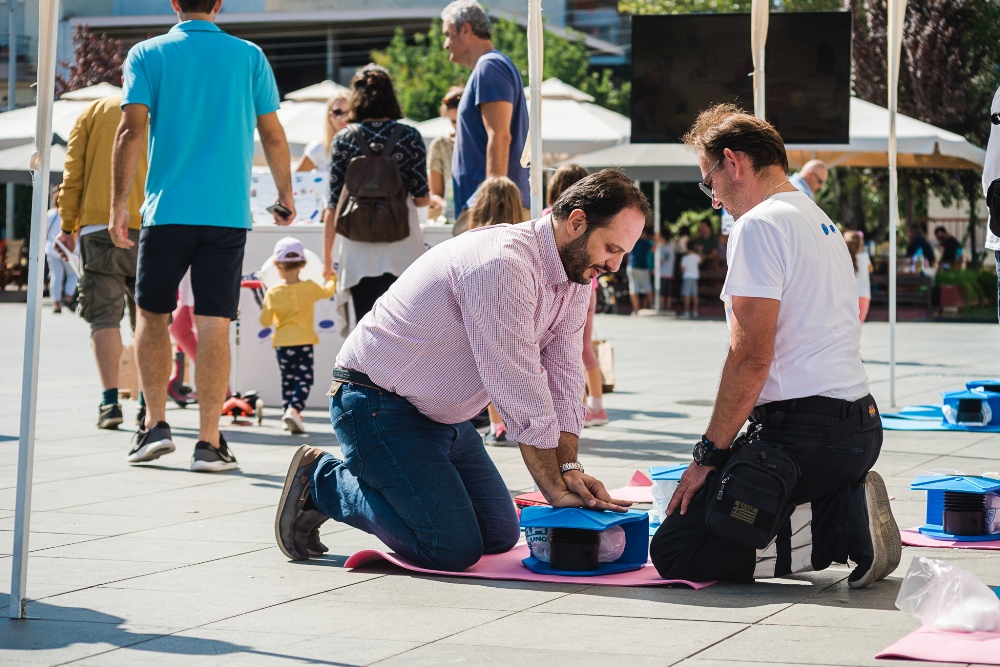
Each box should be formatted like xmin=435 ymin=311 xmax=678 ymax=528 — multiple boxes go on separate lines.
xmin=705 ymin=437 xmax=800 ymax=549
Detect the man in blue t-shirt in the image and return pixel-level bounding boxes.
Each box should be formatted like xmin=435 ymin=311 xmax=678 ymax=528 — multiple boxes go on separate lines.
xmin=442 ymin=0 xmax=530 ymax=231
xmin=627 ymin=227 xmax=654 ymax=312
xmin=109 ymin=0 xmax=296 ymax=473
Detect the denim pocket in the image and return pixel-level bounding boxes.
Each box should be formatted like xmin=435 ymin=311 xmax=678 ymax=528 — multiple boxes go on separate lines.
xmin=332 ymin=410 xmax=365 ymax=477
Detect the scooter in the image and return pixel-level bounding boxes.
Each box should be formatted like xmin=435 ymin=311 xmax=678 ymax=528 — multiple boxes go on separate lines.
xmin=221 ymin=277 xmax=266 ymax=426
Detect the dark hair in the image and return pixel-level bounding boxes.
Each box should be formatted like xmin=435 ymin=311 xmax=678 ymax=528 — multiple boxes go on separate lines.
xmin=683 ymin=103 xmax=788 ymax=173
xmin=349 ymin=64 xmax=402 ymax=123
xmin=934 ymin=226 xmax=948 ymax=236
xmin=550 ymin=169 xmax=652 ymax=231
xmin=546 ymin=164 xmax=589 ymax=207
xmin=442 ymin=86 xmax=463 ymax=110
xmin=178 ymin=0 xmax=218 ymax=12
xmin=660 ymin=226 xmax=673 ymax=241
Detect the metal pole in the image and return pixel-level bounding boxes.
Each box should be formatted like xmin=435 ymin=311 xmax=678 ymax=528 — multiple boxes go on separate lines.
xmin=5 ymin=0 xmax=16 ymax=242
xmin=751 ymin=0 xmax=768 ymax=121
xmin=10 ymin=0 xmax=59 ymax=620
xmin=653 ymin=179 xmax=661 ymax=312
xmin=325 ymin=27 xmax=334 ymax=83
xmin=527 ymin=0 xmax=543 ymax=218
xmin=887 ymin=0 xmax=906 ymax=408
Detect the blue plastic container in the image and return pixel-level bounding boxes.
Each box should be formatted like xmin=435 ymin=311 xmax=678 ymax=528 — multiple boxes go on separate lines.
xmin=519 ymin=506 xmax=649 ymax=576
xmin=911 ymin=474 xmax=1000 ymax=542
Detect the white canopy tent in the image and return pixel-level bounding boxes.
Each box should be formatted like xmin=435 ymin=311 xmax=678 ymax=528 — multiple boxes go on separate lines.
xmin=283 ymin=79 xmax=349 ymax=102
xmin=567 ymin=97 xmax=985 ymax=178
xmin=0 ymin=142 xmax=66 ymax=184
xmin=0 ymin=82 xmax=121 ymax=151
xmin=415 ymin=77 xmax=630 ymax=157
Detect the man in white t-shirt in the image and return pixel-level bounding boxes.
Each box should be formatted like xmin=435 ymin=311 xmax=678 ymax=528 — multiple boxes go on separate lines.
xmin=650 ymin=104 xmax=900 ymax=589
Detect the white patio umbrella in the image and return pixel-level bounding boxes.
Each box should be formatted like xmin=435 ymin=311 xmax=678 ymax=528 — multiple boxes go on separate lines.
xmin=0 ymin=82 xmax=120 ymax=150
xmin=418 ymin=78 xmax=630 ymax=157
xmin=283 ymin=79 xmax=349 ymax=102
xmin=10 ymin=0 xmax=60 ymax=619
xmin=0 ymin=142 xmax=66 ymax=183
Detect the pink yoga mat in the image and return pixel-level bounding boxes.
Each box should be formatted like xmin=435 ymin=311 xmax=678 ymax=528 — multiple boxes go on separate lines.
xmin=514 ymin=470 xmax=655 ymax=507
xmin=901 ymin=528 xmax=1000 ymax=550
xmin=877 ymin=627 xmax=1000 ymax=665
xmin=344 ymin=543 xmax=712 ymax=588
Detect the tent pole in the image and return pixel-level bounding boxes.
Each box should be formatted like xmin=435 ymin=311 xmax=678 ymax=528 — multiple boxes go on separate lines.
xmin=751 ymin=0 xmax=768 ymax=120
xmin=653 ymin=179 xmax=661 ymax=312
xmin=527 ymin=0 xmax=543 ymax=218
xmin=887 ymin=0 xmax=906 ymax=409
xmin=5 ymin=0 xmax=16 ymax=243
xmin=10 ymin=0 xmax=59 ymax=620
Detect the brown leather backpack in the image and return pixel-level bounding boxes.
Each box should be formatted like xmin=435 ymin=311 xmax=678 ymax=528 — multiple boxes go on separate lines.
xmin=334 ymin=124 xmax=410 ymax=243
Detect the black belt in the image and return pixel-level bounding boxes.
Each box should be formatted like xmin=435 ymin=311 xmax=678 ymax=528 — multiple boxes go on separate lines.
xmin=751 ymin=393 xmax=880 ymax=442
xmin=331 ymin=367 xmax=392 ymax=394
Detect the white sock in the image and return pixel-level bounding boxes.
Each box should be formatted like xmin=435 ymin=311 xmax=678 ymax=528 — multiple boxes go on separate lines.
xmin=587 ymin=396 xmax=603 ymax=412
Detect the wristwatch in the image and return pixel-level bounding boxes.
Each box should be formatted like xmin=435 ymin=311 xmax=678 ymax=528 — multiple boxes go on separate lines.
xmin=559 ymin=462 xmax=585 ymax=474
xmin=692 ymin=435 xmax=728 ymax=468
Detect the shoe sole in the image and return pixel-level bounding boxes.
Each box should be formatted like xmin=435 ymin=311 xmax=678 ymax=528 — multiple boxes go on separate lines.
xmin=849 ymin=471 xmax=902 ymax=589
xmin=98 ymin=417 xmax=124 ymax=430
xmin=282 ymin=415 xmax=306 ymax=434
xmin=190 ymin=458 xmax=239 ymax=473
xmin=127 ymin=439 xmax=176 ymax=463
xmin=584 ymin=418 xmax=609 ymax=427
xmin=275 ymin=444 xmax=312 ymax=560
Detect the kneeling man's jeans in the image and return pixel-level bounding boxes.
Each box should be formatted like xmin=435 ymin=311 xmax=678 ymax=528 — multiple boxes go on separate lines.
xmin=312 ymin=383 xmax=520 ymax=571
xmin=650 ymin=401 xmax=882 ymax=583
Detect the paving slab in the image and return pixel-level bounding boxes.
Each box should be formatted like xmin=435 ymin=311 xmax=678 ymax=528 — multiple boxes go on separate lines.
xmin=3 ymin=303 xmax=1000 ymax=665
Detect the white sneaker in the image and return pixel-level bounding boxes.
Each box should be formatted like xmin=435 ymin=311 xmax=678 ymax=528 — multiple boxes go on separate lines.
xmin=282 ymin=408 xmax=306 ymax=434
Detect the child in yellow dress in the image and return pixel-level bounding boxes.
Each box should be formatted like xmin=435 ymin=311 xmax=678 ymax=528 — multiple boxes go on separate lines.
xmin=259 ymin=237 xmax=336 ymax=434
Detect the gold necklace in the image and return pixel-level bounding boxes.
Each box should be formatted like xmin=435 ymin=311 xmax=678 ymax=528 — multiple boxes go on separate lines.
xmin=763 ymin=180 xmax=791 ymax=200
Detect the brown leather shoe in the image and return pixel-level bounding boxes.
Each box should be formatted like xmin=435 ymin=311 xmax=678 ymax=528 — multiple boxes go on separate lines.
xmin=275 ymin=445 xmax=328 ymax=560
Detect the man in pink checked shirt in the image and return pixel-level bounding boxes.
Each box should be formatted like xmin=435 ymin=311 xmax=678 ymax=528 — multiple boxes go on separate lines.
xmin=275 ymin=170 xmax=650 ymax=569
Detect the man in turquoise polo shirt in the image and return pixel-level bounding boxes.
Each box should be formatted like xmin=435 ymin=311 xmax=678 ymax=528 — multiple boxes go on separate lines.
xmin=110 ymin=0 xmax=296 ymax=473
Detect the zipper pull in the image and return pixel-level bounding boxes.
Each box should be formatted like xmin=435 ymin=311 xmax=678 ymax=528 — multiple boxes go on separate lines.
xmin=716 ymin=475 xmax=730 ymax=500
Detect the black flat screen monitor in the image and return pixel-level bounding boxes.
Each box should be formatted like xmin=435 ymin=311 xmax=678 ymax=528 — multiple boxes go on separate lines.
xmin=630 ymin=12 xmax=852 ymax=144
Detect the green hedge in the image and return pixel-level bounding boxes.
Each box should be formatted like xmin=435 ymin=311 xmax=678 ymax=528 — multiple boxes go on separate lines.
xmin=935 ymin=269 xmax=998 ymax=306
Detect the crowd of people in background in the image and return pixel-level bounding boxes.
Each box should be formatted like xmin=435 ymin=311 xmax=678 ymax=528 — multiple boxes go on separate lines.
xmin=38 ymin=0 xmax=982 ymax=475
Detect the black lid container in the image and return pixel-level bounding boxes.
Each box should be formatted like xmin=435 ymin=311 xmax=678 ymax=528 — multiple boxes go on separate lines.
xmin=942 ymin=491 xmax=986 ymax=536
xmin=549 ymin=528 xmax=601 ymax=571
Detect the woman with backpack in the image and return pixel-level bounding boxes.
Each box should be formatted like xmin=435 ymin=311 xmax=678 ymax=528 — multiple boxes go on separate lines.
xmin=322 ymin=64 xmax=430 ymax=330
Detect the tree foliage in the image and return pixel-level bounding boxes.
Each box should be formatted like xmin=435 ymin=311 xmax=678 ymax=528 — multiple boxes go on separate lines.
xmin=371 ymin=18 xmax=630 ymax=122
xmin=55 ymin=24 xmax=126 ymax=97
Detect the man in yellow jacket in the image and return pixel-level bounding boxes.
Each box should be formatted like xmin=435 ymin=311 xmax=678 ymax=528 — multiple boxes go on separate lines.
xmin=56 ymin=94 xmax=147 ymax=431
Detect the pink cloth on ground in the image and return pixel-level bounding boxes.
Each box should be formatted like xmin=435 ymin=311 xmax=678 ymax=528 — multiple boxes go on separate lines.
xmin=344 ymin=542 xmax=712 ymax=588
xmin=901 ymin=528 xmax=1000 ymax=550
xmin=877 ymin=627 xmax=1000 ymax=664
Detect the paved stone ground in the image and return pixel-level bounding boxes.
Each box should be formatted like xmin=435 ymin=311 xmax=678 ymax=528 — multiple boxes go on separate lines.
xmin=1 ymin=300 xmax=998 ymax=666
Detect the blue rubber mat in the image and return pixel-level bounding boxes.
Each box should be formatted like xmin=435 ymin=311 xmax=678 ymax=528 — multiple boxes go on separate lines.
xmin=881 ymin=415 xmax=1000 ymax=432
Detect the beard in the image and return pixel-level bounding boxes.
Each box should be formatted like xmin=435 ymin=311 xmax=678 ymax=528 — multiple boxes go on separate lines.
xmin=560 ymin=228 xmax=601 ymax=285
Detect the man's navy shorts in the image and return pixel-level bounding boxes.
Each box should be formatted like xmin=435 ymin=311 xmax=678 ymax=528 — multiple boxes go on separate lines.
xmin=135 ymin=225 xmax=247 ymax=320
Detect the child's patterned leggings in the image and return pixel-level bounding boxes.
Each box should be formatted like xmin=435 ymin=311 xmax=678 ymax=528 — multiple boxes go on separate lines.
xmin=276 ymin=344 xmax=314 ymax=412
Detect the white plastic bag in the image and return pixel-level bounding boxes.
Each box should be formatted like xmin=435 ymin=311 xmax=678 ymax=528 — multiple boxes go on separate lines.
xmin=895 ymin=556 xmax=1000 ymax=632
xmin=525 ymin=525 xmax=628 ymax=564
xmin=651 ymin=480 xmax=678 ymax=525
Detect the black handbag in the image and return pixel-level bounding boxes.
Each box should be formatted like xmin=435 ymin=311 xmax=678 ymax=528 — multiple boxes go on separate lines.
xmin=705 ymin=435 xmax=800 ymax=549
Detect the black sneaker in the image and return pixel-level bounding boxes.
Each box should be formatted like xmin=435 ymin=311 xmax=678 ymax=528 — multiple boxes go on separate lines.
xmin=127 ymin=421 xmax=176 ymax=463
xmin=483 ymin=425 xmax=511 ymax=447
xmin=190 ymin=434 xmax=239 ymax=472
xmin=98 ymin=403 xmax=124 ymax=430
xmin=136 ymin=406 xmax=146 ymax=430
xmin=848 ymin=471 xmax=902 ymax=589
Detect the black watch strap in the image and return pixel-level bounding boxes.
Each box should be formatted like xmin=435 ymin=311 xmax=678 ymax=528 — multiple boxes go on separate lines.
xmin=693 ymin=435 xmax=728 ymax=467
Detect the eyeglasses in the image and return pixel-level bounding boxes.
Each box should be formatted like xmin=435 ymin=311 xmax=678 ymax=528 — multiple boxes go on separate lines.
xmin=699 ymin=157 xmax=723 ymax=198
